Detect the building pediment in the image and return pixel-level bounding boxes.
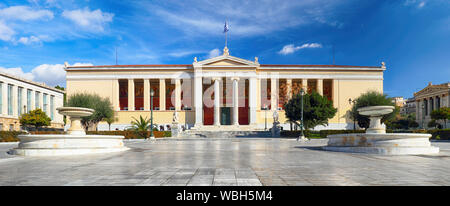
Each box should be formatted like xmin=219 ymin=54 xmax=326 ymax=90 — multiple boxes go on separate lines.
xmin=195 ymin=47 xmax=259 ymax=68
xmin=414 ymin=83 xmax=450 ymax=97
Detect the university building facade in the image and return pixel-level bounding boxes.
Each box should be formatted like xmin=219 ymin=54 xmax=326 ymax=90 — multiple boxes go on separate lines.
xmin=65 ymin=47 xmax=385 ymax=131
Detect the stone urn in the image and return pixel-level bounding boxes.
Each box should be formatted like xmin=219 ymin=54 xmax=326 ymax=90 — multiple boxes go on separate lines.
xmin=57 ymin=107 xmax=94 ymax=135
xmin=357 ymin=106 xmax=394 ymax=134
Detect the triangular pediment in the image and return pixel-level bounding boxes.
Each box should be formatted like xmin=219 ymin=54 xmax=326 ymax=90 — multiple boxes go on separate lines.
xmin=415 ymin=84 xmax=450 ymax=96
xmin=196 ymin=53 xmax=259 ymax=67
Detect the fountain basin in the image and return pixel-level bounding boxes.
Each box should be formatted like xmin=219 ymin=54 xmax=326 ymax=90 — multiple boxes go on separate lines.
xmin=9 ymin=134 xmax=129 ymax=156
xmin=323 ymin=133 xmax=439 ymax=155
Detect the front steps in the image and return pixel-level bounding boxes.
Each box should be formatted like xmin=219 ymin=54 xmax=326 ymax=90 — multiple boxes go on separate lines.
xmin=180 ymin=131 xmax=271 ymax=138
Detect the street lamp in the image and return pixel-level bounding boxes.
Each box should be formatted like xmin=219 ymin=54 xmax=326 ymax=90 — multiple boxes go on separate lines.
xmin=297 ymin=88 xmax=305 ymax=141
xmin=150 ymin=89 xmax=155 ymax=139
xmin=348 ymin=98 xmax=357 ymax=130
xmin=263 ymin=104 xmax=268 ymax=131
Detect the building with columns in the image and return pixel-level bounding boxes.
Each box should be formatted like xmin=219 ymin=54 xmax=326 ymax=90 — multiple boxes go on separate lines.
xmin=414 ymin=82 xmax=450 ymax=128
xmin=0 ymin=72 xmax=65 ymax=131
xmin=65 ymin=47 xmax=385 ymax=131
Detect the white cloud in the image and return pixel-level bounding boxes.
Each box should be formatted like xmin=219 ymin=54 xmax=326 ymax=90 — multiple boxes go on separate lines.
xmin=208 ymin=48 xmax=220 ymax=58
xmin=0 ymin=21 xmax=14 ymax=41
xmin=0 ymin=67 xmax=34 ymax=80
xmin=62 ymin=7 xmax=114 ymax=32
xmin=278 ymin=43 xmax=322 ymax=55
xmin=142 ymin=0 xmax=345 ymax=37
xmin=0 ymin=62 xmax=92 ymax=86
xmin=0 ymin=6 xmax=53 ymax=21
xmin=17 ymin=35 xmax=41 ymax=45
xmin=404 ymin=0 xmax=426 ymax=8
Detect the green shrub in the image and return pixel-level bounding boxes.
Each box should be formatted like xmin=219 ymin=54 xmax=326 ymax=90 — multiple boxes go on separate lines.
xmin=0 ymin=131 xmax=24 ymax=142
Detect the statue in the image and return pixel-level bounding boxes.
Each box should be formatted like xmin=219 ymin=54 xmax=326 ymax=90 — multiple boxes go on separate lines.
xmin=273 ymin=110 xmax=279 ymax=123
xmin=194 ymin=57 xmax=197 ymax=62
xmin=254 ymin=57 xmax=259 ymax=64
xmin=172 ymin=111 xmax=179 ymax=123
xmin=271 ymin=110 xmax=281 ymax=137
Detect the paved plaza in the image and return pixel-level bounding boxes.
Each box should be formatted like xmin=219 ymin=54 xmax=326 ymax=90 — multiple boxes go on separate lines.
xmin=1 ymin=138 xmax=450 ymax=186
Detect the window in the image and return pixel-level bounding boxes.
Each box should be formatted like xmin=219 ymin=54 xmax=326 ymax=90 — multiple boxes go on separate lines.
xmin=27 ymin=89 xmax=32 ymax=112
xmin=50 ymin=95 xmax=54 ymax=120
xmin=18 ymin=87 xmax=23 ymax=115
xmin=9 ymin=124 xmax=14 ymax=131
xmin=43 ymin=93 xmax=48 ymax=114
xmin=7 ymin=84 xmax=13 ymax=115
xmin=35 ymin=91 xmax=40 ymax=109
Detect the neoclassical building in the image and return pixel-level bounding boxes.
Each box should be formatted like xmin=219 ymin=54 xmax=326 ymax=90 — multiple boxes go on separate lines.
xmin=0 ymin=72 xmax=65 ymax=131
xmin=65 ymin=47 xmax=385 ymax=131
xmin=414 ymin=82 xmax=450 ymax=128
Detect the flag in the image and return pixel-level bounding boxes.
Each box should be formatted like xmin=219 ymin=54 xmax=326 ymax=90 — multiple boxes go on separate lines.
xmin=223 ymin=21 xmax=229 ymax=33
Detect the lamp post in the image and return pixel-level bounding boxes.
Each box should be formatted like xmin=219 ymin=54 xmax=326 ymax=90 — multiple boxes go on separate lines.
xmin=348 ymin=98 xmax=357 ymax=130
xmin=263 ymin=104 xmax=268 ymax=131
xmin=150 ymin=89 xmax=155 ymax=139
xmin=297 ymin=88 xmax=305 ymax=141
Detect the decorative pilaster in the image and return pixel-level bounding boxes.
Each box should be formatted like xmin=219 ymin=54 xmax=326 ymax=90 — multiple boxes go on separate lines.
xmin=213 ymin=77 xmax=221 ymax=126
xmin=128 ymin=79 xmax=135 ymax=111
xmin=113 ymin=80 xmax=120 ymax=111
xmin=271 ymin=78 xmax=277 ymax=110
xmin=1 ymin=83 xmax=7 ymax=115
xmin=232 ymin=77 xmax=240 ymax=126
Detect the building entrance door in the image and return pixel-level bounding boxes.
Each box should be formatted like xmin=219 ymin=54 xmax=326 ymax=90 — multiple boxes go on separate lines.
xmin=221 ymin=107 xmax=231 ymax=125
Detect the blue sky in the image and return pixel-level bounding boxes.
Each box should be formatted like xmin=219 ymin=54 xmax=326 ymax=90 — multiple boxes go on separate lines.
xmin=0 ymin=0 xmax=449 ymax=98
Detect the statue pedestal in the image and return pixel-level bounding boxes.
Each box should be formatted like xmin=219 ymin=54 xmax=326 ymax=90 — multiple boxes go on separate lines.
xmin=171 ymin=123 xmax=180 ymax=137
xmin=271 ymin=121 xmax=281 ymax=137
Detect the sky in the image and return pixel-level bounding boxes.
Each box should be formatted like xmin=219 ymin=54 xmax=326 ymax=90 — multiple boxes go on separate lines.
xmin=0 ymin=0 xmax=449 ymax=98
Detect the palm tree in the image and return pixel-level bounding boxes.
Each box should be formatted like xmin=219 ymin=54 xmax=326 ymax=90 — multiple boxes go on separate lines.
xmin=130 ymin=115 xmax=151 ymax=139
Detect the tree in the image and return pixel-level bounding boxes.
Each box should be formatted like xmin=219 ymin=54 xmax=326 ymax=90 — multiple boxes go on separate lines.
xmin=430 ymin=107 xmax=450 ymax=129
xmin=19 ymin=109 xmax=51 ymax=130
xmin=284 ymin=91 xmax=337 ymax=131
xmin=66 ymin=93 xmax=114 ymax=131
xmin=104 ymin=116 xmax=117 ymax=131
xmin=130 ymin=115 xmax=151 ymax=139
xmin=349 ymin=91 xmax=398 ymax=129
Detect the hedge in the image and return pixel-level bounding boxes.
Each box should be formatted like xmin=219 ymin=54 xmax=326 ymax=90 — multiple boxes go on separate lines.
xmin=0 ymin=130 xmax=172 ymax=142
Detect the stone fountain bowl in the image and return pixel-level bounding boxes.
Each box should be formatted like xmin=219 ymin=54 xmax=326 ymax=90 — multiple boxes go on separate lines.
xmin=57 ymin=107 xmax=94 ymax=117
xmin=357 ymin=106 xmax=394 ymax=116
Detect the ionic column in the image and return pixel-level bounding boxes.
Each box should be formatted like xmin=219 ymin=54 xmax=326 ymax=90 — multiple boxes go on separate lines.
xmin=159 ymin=79 xmax=166 ymax=111
xmin=286 ymin=79 xmax=292 ymax=99
xmin=232 ymin=77 xmax=240 ymax=125
xmin=317 ymin=79 xmax=323 ymax=96
xmin=271 ymin=78 xmax=277 ymax=111
xmin=128 ymin=79 xmax=135 ymax=111
xmin=113 ymin=80 xmax=119 ymax=111
xmin=12 ymin=85 xmax=17 ymax=117
xmin=213 ymin=77 xmax=221 ymax=126
xmin=302 ymin=78 xmax=308 ymax=93
xmin=249 ymin=77 xmax=257 ymax=125
xmin=144 ymin=79 xmax=150 ymax=110
xmin=175 ymin=79 xmax=182 ymax=111
xmin=194 ymin=76 xmax=203 ymax=127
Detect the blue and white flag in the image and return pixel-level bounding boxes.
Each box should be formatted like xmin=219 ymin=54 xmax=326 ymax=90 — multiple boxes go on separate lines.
xmin=223 ymin=21 xmax=229 ymax=33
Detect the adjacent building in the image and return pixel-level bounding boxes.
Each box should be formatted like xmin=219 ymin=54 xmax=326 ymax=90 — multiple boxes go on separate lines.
xmin=414 ymin=82 xmax=450 ymax=128
xmin=400 ymin=97 xmax=416 ymax=116
xmin=65 ymin=47 xmax=385 ymax=131
xmin=0 ymin=72 xmax=65 ymax=131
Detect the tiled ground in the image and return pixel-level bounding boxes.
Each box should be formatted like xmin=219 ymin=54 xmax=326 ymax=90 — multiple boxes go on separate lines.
xmin=1 ymin=138 xmax=450 ymax=186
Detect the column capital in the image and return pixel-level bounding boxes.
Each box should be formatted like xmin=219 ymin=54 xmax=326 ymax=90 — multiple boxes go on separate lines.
xmin=231 ymin=77 xmax=240 ymax=81
xmin=212 ymin=77 xmax=222 ymax=82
